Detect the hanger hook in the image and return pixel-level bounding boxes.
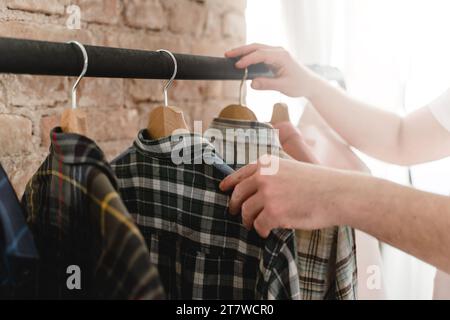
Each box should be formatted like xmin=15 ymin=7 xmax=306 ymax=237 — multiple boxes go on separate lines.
xmin=157 ymin=49 xmax=178 ymax=107
xmin=239 ymin=68 xmax=248 ymax=106
xmin=67 ymin=41 xmax=88 ymax=110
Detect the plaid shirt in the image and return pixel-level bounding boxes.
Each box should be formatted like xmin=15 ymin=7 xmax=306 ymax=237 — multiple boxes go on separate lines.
xmin=208 ymin=118 xmax=357 ymax=300
xmin=0 ymin=164 xmax=39 ymax=298
xmin=111 ymin=130 xmax=301 ymax=300
xmin=21 ymin=128 xmax=164 ymax=300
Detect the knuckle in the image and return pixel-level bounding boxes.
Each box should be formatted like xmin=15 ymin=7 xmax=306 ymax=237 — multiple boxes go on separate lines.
xmin=278 ymin=49 xmax=290 ymax=58
xmin=241 ymin=201 xmax=249 ymax=215
xmin=253 ymin=218 xmax=263 ymax=231
xmin=254 ymin=49 xmax=264 ymax=57
xmin=260 ymin=186 xmax=272 ymax=200
xmin=233 ymin=184 xmax=243 ymax=201
xmin=257 ymin=226 xmax=270 ymax=239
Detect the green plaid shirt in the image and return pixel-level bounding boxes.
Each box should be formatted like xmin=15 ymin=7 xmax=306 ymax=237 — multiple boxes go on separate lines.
xmin=111 ymin=130 xmax=301 ymax=300
xmin=207 ymin=118 xmax=357 ymax=300
xmin=21 ymin=127 xmax=164 ymax=300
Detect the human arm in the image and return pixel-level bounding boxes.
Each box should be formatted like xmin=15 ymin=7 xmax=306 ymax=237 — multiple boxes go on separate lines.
xmin=220 ymin=156 xmax=450 ymax=273
xmin=226 ymin=44 xmax=450 ymax=166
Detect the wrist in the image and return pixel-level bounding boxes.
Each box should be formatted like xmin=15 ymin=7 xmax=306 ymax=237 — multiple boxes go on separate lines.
xmin=303 ymin=71 xmax=327 ymax=102
xmin=330 ymin=171 xmax=371 ymax=227
xmin=334 ymin=172 xmax=391 ymax=231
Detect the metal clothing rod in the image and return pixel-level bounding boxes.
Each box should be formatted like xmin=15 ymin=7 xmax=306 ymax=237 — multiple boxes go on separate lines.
xmin=0 ymin=37 xmax=273 ymax=80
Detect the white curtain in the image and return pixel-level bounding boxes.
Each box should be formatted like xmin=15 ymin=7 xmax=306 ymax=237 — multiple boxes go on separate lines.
xmin=277 ymin=0 xmax=450 ymax=300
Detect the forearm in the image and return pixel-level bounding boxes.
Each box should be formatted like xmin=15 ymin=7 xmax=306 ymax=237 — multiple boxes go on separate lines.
xmin=306 ymin=75 xmax=450 ymax=165
xmin=306 ymin=74 xmax=405 ymax=162
xmin=336 ymin=172 xmax=450 ymax=273
xmin=228 ymin=44 xmax=450 ymax=164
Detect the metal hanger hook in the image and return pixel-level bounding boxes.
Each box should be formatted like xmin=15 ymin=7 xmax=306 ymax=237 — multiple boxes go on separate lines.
xmin=67 ymin=41 xmax=88 ymax=110
xmin=157 ymin=49 xmax=178 ymax=107
xmin=239 ymin=68 xmax=248 ymax=106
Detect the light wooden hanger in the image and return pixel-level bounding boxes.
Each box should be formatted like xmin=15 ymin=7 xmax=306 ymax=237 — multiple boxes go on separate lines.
xmin=218 ymin=68 xmax=258 ymax=121
xmin=147 ymin=49 xmax=189 ymax=139
xmin=61 ymin=41 xmax=88 ymax=136
xmin=270 ymin=102 xmax=291 ymax=125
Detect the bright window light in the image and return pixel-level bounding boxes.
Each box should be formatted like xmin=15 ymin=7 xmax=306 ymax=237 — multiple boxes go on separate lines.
xmin=246 ymin=0 xmax=450 ymax=300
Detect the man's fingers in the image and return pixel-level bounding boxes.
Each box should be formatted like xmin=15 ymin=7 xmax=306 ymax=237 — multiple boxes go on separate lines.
xmin=241 ymin=193 xmax=264 ymax=230
xmin=220 ymin=163 xmax=258 ymax=192
xmin=253 ymin=211 xmax=274 ymax=239
xmin=251 ymin=77 xmax=282 ymax=91
xmin=228 ymin=175 xmax=258 ymax=215
xmin=235 ymin=50 xmax=275 ymax=69
xmin=225 ymin=43 xmax=271 ymax=58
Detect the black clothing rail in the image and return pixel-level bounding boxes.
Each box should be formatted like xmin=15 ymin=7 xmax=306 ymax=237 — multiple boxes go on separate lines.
xmin=0 ymin=37 xmax=273 ymax=80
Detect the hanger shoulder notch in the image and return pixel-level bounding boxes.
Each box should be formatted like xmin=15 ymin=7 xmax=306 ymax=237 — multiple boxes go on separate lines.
xmin=147 ymin=106 xmax=189 ymax=140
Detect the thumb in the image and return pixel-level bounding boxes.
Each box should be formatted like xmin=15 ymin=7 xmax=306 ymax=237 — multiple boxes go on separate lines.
xmin=251 ymin=77 xmax=281 ymax=91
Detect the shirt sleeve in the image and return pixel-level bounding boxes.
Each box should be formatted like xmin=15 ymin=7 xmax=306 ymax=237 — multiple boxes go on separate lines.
xmin=428 ymin=88 xmax=450 ymax=132
xmin=262 ymin=230 xmax=301 ymax=300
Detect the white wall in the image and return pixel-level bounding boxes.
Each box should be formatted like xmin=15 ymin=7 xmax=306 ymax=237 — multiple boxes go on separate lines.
xmin=246 ymin=0 xmax=450 ymax=299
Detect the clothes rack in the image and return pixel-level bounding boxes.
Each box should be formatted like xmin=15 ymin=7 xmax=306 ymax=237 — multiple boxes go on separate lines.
xmin=0 ymin=37 xmax=273 ymax=80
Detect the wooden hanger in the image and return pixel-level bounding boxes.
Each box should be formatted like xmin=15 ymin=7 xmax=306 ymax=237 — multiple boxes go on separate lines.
xmin=62 ymin=41 xmax=88 ymax=136
xmin=147 ymin=106 xmax=189 ymax=139
xmin=218 ymin=68 xmax=258 ymax=121
xmin=270 ymin=103 xmax=291 ymax=125
xmin=61 ymin=108 xmax=88 ymax=135
xmin=147 ymin=49 xmax=189 ymax=139
xmin=218 ymin=104 xmax=257 ymax=121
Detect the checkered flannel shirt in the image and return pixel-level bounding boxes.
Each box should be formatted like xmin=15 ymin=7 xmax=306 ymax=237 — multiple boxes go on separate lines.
xmin=111 ymin=130 xmax=301 ymax=300
xmin=21 ymin=127 xmax=164 ymax=300
xmin=207 ymin=118 xmax=357 ymax=300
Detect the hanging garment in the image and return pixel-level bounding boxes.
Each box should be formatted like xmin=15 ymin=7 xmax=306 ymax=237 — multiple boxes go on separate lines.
xmin=111 ymin=130 xmax=301 ymax=300
xmin=207 ymin=118 xmax=358 ymax=300
xmin=21 ymin=128 xmax=164 ymax=300
xmin=297 ymin=104 xmax=385 ymax=300
xmin=0 ymin=164 xmax=39 ymax=298
xmin=433 ymin=270 xmax=450 ymax=300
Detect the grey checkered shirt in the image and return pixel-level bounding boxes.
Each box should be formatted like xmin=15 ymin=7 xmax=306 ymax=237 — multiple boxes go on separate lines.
xmin=207 ymin=118 xmax=357 ymax=300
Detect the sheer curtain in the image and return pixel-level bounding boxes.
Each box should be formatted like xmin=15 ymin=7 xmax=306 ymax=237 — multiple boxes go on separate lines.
xmin=247 ymin=0 xmax=450 ymax=299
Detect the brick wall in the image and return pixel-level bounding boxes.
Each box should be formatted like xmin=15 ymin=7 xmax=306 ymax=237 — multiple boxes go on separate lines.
xmin=0 ymin=0 xmax=246 ymax=196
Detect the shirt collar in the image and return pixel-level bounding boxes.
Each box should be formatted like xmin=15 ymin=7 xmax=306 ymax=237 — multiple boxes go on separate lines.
xmin=49 ymin=127 xmax=118 ymax=187
xmin=208 ymin=118 xmax=282 ymax=150
xmin=209 ymin=118 xmax=274 ymax=130
xmin=134 ymin=129 xmax=216 ymax=160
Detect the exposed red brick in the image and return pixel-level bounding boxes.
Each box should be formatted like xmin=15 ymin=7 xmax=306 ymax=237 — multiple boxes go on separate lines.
xmin=6 ymin=0 xmax=69 ymax=15
xmin=0 ymin=114 xmax=33 ymax=156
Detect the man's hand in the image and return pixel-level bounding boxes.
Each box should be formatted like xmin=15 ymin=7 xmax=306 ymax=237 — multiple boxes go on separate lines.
xmin=220 ymin=155 xmax=346 ymax=238
xmin=225 ymin=44 xmax=320 ymax=98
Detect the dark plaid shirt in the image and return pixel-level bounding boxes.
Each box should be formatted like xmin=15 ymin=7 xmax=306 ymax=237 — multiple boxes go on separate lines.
xmin=21 ymin=128 xmax=164 ymax=300
xmin=208 ymin=118 xmax=358 ymax=300
xmin=111 ymin=130 xmax=301 ymax=300
xmin=0 ymin=164 xmax=39 ymax=298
